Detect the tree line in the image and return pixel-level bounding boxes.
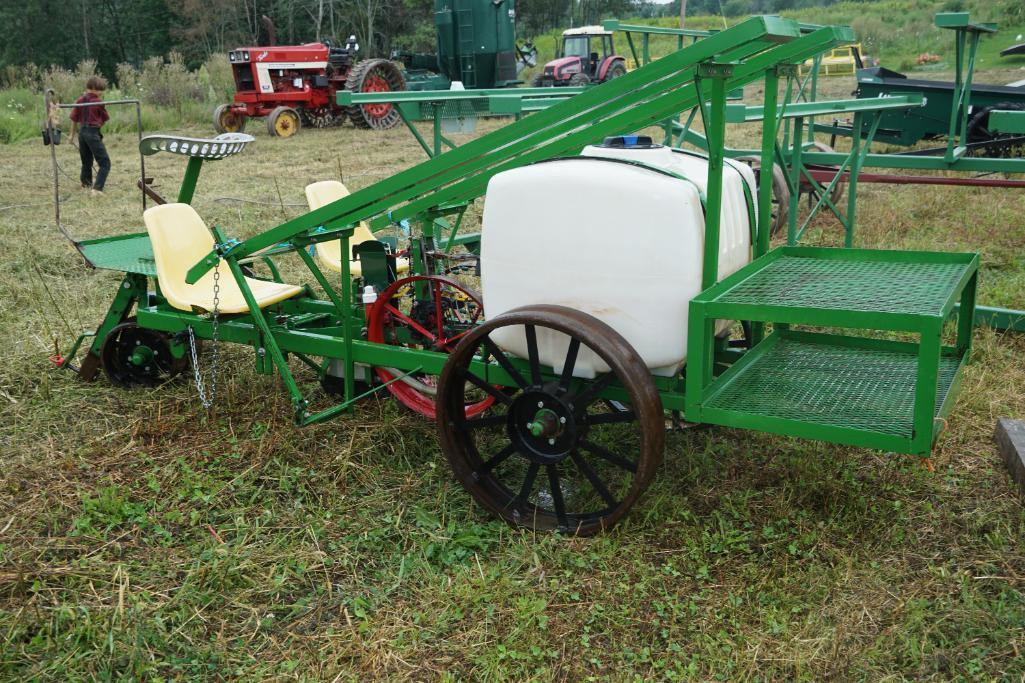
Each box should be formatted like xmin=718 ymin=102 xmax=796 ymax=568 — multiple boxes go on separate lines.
xmin=1 ymin=0 xmax=858 ymax=81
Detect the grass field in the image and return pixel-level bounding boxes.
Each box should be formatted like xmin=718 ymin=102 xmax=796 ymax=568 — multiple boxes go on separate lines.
xmin=1 ymin=67 xmax=1025 ymax=680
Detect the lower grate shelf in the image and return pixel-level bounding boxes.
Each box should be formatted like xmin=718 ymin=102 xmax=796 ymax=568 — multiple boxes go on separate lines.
xmin=703 ymin=334 xmax=963 ymax=441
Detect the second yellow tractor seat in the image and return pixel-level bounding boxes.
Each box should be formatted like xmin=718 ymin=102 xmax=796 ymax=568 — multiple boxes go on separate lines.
xmin=304 ymin=180 xmax=409 ymax=277
xmin=145 ymin=203 xmax=303 ymax=314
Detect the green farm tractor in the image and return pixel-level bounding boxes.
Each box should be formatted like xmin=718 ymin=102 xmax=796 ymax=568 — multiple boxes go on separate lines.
xmin=55 ymin=17 xmax=979 ymax=535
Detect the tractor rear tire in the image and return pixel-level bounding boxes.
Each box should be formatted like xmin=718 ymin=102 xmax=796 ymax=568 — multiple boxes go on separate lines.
xmin=300 ymin=106 xmax=339 ymax=128
xmin=569 ymin=72 xmax=590 ymax=87
xmin=267 ymin=106 xmax=301 ymax=138
xmin=603 ymin=61 xmax=627 ymax=82
xmin=213 ymin=104 xmax=246 ymax=134
xmin=346 ymin=58 xmax=406 ymax=130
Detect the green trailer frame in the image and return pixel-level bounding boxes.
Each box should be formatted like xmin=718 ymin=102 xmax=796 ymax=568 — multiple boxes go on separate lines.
xmin=59 ymin=16 xmax=978 ymax=533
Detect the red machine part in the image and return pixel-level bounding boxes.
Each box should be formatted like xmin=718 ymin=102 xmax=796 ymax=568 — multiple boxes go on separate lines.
xmin=367 ymin=275 xmax=494 ymax=419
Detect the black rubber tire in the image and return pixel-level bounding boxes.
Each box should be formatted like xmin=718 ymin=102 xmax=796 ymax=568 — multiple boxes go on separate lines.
xmin=603 ymin=61 xmax=627 ymax=82
xmin=345 ymin=58 xmax=406 ymax=130
xmin=530 ymin=73 xmax=544 ymax=87
xmin=967 ymin=102 xmax=1025 ymax=158
xmin=569 ymin=72 xmax=590 ymax=87
xmin=213 ymin=104 xmax=246 ymax=134
xmin=266 ymin=106 xmax=301 ymax=138
xmin=300 ymin=106 xmax=338 ymax=128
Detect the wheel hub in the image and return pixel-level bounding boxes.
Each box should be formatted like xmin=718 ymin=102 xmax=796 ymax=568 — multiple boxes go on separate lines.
xmin=508 ymin=389 xmax=577 ymax=464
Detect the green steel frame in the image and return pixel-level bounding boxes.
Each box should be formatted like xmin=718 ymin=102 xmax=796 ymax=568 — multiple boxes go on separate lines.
xmin=64 ymin=16 xmax=977 ymax=465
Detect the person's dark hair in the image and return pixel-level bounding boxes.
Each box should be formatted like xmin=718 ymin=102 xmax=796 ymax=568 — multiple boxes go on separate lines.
xmin=86 ymin=76 xmax=107 ymax=92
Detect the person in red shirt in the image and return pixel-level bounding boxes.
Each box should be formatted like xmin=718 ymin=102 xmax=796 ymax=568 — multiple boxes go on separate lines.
xmin=70 ymin=76 xmax=111 ymax=195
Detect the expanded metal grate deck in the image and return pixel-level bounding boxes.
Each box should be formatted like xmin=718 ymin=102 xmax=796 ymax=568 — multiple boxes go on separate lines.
xmin=711 ymin=254 xmax=969 ymax=317
xmin=78 ymin=233 xmax=156 ymax=275
xmin=704 ymin=336 xmax=962 ymax=439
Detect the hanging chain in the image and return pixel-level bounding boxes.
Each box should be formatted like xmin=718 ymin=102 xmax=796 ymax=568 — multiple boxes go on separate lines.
xmin=188 ymin=260 xmax=221 ymax=410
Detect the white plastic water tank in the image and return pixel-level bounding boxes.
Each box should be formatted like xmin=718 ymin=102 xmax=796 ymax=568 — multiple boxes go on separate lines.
xmin=480 ymin=138 xmax=755 ymax=378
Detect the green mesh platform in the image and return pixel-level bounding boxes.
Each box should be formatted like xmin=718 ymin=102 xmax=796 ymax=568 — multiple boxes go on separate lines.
xmin=712 ymin=255 xmax=969 ymax=316
xmin=78 ymin=233 xmax=156 ymax=275
xmin=705 ymin=336 xmax=962 ymax=438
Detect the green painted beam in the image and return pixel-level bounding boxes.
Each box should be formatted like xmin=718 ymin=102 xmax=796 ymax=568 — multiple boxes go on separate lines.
xmin=602 ymin=19 xmax=712 ymax=38
xmin=989 ymin=110 xmax=1025 ymax=134
xmin=804 ymin=151 xmax=1025 ymax=174
xmin=934 ymin=11 xmax=997 ymax=33
xmin=337 ymin=87 xmax=585 ymax=106
xmin=725 ymin=93 xmax=924 ymax=123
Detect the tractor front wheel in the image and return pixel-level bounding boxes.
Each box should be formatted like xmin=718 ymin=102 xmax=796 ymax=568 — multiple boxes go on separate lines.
xmin=346 ymin=58 xmax=406 ymax=130
xmin=213 ymin=104 xmax=246 ymax=134
xmin=569 ymin=72 xmax=590 ymax=87
xmin=267 ymin=106 xmax=301 ymax=138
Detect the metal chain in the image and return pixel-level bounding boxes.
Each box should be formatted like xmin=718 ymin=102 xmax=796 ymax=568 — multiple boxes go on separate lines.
xmin=188 ymin=260 xmax=221 ymax=410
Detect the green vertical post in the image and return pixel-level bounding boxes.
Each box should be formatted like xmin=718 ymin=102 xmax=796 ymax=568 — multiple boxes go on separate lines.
xmin=340 ymin=232 xmax=354 ymax=403
xmin=911 ymin=322 xmax=942 ymax=456
xmin=433 ymin=109 xmax=444 ymax=157
xmin=756 ymin=68 xmax=779 ymax=259
xmin=177 ymin=157 xmax=204 ymax=204
xmin=699 ymin=68 xmax=730 ymax=290
xmin=957 ymin=270 xmax=977 ymax=357
xmin=752 ymin=66 xmax=781 ymax=348
xmin=642 ymin=33 xmax=650 ymax=65
xmin=786 ymin=115 xmax=805 ymax=246
xmin=844 ymin=111 xmax=863 ymax=248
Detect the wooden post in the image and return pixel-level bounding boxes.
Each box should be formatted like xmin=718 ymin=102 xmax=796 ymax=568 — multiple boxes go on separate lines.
xmin=680 ymin=0 xmax=687 ymax=29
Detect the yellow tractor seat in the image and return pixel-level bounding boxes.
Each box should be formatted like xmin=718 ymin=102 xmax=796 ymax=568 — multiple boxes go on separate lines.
xmin=304 ymin=180 xmax=409 ymax=277
xmin=144 ymin=203 xmax=303 ymax=314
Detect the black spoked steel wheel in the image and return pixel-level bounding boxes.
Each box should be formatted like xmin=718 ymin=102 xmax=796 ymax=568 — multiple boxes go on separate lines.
xmin=437 ymin=305 xmax=664 ymax=535
xmin=737 ymin=155 xmax=790 ymax=238
xmin=100 ymin=319 xmax=189 ymax=388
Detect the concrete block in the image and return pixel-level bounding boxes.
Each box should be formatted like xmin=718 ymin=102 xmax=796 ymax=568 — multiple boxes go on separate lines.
xmin=995 ymin=418 xmax=1025 ymax=495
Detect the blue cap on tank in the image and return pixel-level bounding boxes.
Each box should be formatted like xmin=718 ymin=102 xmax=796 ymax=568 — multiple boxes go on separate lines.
xmin=599 ymin=135 xmax=659 ymax=149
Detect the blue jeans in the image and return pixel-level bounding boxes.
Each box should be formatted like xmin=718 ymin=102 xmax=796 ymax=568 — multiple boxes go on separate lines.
xmin=79 ymin=126 xmax=110 ymax=190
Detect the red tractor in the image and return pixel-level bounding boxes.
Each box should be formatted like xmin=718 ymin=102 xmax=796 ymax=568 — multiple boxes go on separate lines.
xmin=213 ymin=35 xmax=406 ymax=137
xmin=531 ymin=26 xmax=627 ymax=87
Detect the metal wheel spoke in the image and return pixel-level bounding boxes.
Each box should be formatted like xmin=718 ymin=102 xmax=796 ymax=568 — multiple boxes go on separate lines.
xmin=463 ymin=413 xmax=507 ymax=430
xmin=579 ymin=439 xmax=637 ymax=473
xmin=558 ymin=338 xmax=580 ymax=393
xmin=482 ymin=443 xmax=517 ymax=473
xmin=570 ymin=373 xmax=616 ymax=410
xmin=571 ymin=450 xmax=618 ymax=509
xmin=461 ymin=369 xmax=514 ymax=405
xmin=546 ymin=464 xmax=568 ymax=527
xmin=386 ymin=304 xmax=437 ymax=342
xmin=481 ymin=336 xmax=529 ymax=389
xmin=524 ymin=325 xmax=542 ymax=386
xmin=585 ymin=410 xmax=636 ymax=426
xmin=510 ymin=462 xmax=540 ymax=507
